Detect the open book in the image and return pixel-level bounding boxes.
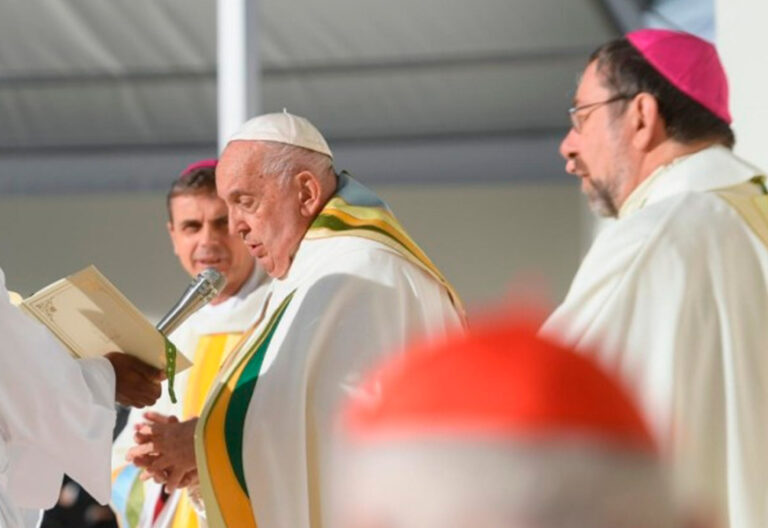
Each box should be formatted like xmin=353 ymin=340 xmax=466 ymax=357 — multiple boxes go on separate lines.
xmin=19 ymin=265 xmax=191 ymax=373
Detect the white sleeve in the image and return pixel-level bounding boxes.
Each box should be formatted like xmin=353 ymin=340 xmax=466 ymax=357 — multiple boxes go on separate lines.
xmin=0 ymin=270 xmax=116 ymax=509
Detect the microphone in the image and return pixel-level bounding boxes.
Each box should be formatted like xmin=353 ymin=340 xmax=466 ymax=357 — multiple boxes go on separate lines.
xmin=156 ymin=267 xmax=227 ymax=335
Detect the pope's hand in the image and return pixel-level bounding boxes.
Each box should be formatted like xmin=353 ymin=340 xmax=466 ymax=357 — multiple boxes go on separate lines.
xmin=127 ymin=412 xmax=198 ymax=492
xmin=105 ymin=352 xmax=164 ymax=408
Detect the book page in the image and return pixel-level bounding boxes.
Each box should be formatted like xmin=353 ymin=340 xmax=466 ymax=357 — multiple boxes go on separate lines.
xmin=22 ymin=266 xmax=191 ymax=372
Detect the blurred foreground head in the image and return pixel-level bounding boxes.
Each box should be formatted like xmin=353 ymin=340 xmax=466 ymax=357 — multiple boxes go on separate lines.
xmin=334 ymin=317 xmax=680 ymax=528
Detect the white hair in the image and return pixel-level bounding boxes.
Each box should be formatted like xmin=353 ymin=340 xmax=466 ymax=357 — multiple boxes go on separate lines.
xmin=258 ymin=141 xmax=335 ymax=188
xmin=332 ymin=437 xmax=681 ymax=528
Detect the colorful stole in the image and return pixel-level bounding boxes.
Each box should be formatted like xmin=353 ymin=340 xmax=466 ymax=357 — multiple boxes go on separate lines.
xmin=112 ymin=464 xmax=144 ymax=528
xmin=196 ymin=293 xmax=295 ymax=528
xmin=111 ymin=332 xmax=244 ymax=528
xmin=716 ymin=175 xmax=768 ymax=248
xmin=307 ymin=172 xmax=465 ymax=317
xmin=195 ymin=173 xmax=464 ymax=527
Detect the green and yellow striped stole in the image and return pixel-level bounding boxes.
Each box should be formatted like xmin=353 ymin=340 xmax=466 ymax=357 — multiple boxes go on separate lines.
xmin=172 ymin=333 xmax=244 ymax=528
xmin=195 ymin=293 xmax=295 ymax=528
xmin=307 ymin=172 xmax=464 ymax=317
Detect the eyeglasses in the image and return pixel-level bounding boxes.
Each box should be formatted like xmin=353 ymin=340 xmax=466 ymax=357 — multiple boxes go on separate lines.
xmin=568 ymin=94 xmax=633 ymax=133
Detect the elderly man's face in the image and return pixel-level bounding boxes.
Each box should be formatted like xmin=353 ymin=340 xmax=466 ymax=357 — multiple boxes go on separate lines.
xmin=217 ymin=141 xmax=312 ymax=279
xmin=167 ymin=191 xmax=255 ymax=302
xmin=559 ymin=61 xmax=634 ymax=217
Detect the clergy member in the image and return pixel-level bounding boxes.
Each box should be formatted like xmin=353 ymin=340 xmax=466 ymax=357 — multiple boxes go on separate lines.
xmin=334 ymin=316 xmax=682 ymax=528
xmin=541 ymin=28 xmax=768 ymax=528
xmin=111 ymin=159 xmax=270 ymax=528
xmin=0 ymin=267 xmax=162 ymax=527
xmin=127 ymin=111 xmax=464 ymax=528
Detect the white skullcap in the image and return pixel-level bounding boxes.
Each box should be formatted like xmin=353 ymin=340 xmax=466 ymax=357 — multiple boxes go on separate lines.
xmin=228 ymin=109 xmax=333 ymax=159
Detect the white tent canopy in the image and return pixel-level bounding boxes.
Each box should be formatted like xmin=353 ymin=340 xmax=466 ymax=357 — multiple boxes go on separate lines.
xmin=0 ymin=0 xmax=639 ymax=192
xmin=0 ymin=0 xmax=715 ymax=192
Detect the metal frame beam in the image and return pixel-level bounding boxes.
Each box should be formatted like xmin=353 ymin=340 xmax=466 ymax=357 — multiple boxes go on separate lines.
xmin=0 ymin=129 xmax=570 ymax=193
xmin=217 ymin=0 xmax=261 ymax=150
xmin=596 ymin=0 xmax=651 ymax=34
xmin=0 ymin=47 xmax=595 ymax=89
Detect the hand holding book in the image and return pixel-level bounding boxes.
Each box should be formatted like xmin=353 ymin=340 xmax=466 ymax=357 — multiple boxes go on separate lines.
xmin=17 ymin=265 xmax=196 ymax=403
xmin=105 ymin=351 xmax=165 ymax=408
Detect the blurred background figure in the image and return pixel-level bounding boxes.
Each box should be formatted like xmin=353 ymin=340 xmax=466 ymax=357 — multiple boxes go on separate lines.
xmin=40 ymin=475 xmax=122 ymax=528
xmin=110 ymin=159 xmax=269 ymax=528
xmin=333 ymin=315 xmax=686 ymax=528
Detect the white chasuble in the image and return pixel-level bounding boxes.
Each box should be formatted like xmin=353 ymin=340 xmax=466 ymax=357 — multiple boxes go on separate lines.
xmin=542 ymin=145 xmax=768 ymax=528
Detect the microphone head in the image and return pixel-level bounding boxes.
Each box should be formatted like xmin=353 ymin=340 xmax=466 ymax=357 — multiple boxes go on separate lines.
xmin=156 ymin=267 xmax=229 ymax=336
xmin=199 ymin=267 xmax=227 ymax=298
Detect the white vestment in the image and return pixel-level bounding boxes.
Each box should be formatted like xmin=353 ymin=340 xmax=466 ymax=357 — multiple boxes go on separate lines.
xmin=541 ymin=145 xmax=768 ymax=528
xmin=111 ymin=266 xmax=270 ymax=528
xmin=196 ymin=235 xmax=463 ymax=528
xmin=0 ymin=267 xmax=116 ymax=527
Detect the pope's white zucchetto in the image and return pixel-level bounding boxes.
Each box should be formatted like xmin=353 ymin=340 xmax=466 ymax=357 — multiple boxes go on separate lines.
xmin=228 ymin=109 xmax=333 ymax=159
